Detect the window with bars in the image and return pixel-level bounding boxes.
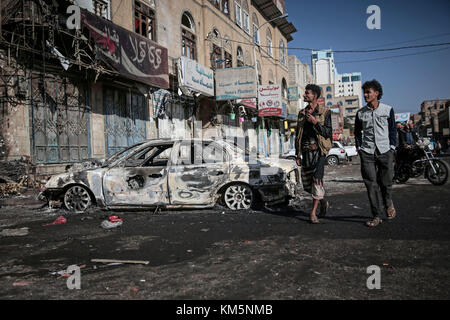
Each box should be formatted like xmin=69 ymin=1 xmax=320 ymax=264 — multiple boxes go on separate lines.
xmin=134 ymin=0 xmax=156 ymax=41
xmin=224 ymin=51 xmax=233 ymax=68
xmin=181 ymin=13 xmax=196 ymax=60
xmin=211 ymin=44 xmax=223 ymax=69
xmin=236 ymin=47 xmax=244 ymax=67
xmin=93 ymin=0 xmax=109 ymax=19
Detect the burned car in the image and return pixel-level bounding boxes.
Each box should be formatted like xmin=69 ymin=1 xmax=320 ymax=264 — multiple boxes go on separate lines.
xmin=40 ymin=139 xmax=299 ymax=212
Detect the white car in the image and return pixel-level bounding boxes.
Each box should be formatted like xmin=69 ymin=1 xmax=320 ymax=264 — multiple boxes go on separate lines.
xmin=40 ymin=138 xmax=299 ymax=212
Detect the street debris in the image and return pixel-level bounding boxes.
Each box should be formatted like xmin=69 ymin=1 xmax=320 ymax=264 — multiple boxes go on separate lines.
xmin=51 ymin=265 xmax=86 ymax=277
xmin=13 ymin=281 xmax=32 ymax=286
xmin=101 ymin=216 xmax=123 ymax=229
xmin=43 ymin=216 xmax=67 ymax=226
xmin=1 ymin=227 xmax=29 ymax=237
xmin=91 ymin=259 xmax=149 ymax=265
xmin=0 ymin=159 xmax=43 ymax=198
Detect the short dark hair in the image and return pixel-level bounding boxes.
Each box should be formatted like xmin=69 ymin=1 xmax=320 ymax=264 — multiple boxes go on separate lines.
xmin=362 ymin=79 xmax=383 ymax=100
xmin=305 ymin=84 xmax=322 ymax=99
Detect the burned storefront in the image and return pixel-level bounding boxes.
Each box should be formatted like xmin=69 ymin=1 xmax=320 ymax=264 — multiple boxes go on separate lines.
xmin=0 ymin=0 xmax=169 ymax=176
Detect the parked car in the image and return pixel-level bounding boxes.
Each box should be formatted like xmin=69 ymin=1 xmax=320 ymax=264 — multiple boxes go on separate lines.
xmin=282 ymin=143 xmax=349 ymax=166
xmin=335 ymin=141 xmax=358 ymax=158
xmin=326 ymin=142 xmax=348 ymax=166
xmin=40 ymin=139 xmax=299 ymax=212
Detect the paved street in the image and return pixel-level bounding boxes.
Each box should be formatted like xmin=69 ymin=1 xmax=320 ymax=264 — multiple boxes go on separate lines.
xmin=0 ymin=159 xmax=449 ymax=299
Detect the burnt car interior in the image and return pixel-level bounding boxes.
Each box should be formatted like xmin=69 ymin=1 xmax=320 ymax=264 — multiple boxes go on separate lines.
xmin=122 ymin=144 xmax=174 ymax=168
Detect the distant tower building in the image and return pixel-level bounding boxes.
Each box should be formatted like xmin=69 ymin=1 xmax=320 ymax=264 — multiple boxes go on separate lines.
xmin=311 ymin=49 xmax=337 ymax=85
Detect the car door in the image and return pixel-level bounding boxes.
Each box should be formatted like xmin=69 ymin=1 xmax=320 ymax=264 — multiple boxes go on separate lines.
xmin=103 ymin=143 xmax=174 ymax=207
xmin=167 ymin=140 xmax=230 ymax=205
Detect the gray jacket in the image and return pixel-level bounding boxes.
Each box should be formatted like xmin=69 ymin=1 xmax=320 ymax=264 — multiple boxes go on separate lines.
xmin=354 ymin=102 xmax=397 ymax=154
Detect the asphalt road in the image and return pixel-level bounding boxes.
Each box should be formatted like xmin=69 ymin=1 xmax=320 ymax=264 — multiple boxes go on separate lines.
xmin=0 ymin=159 xmax=449 ymax=300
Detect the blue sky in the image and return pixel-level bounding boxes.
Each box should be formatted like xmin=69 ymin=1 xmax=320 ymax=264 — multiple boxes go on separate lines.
xmin=285 ymin=0 xmax=450 ymax=114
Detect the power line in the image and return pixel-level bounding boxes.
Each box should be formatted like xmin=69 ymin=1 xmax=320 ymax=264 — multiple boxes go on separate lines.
xmin=335 ymin=46 xmax=450 ymax=65
xmin=353 ymin=32 xmax=450 ymax=50
xmin=209 ymin=35 xmax=450 ymax=53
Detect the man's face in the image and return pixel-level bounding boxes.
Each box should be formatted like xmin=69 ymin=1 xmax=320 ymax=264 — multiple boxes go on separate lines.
xmin=364 ymin=88 xmax=379 ymax=104
xmin=303 ymin=89 xmax=316 ymax=103
xmin=396 ymin=123 xmax=402 ymax=129
xmin=409 ymin=123 xmax=414 ymax=129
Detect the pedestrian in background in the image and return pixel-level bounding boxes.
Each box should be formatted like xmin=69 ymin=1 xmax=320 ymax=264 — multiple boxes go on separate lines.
xmin=295 ymin=84 xmax=332 ymax=224
xmin=354 ymin=79 xmax=397 ymax=227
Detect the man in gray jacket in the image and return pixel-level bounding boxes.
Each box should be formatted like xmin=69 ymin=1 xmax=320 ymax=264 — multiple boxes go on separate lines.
xmin=354 ymin=80 xmax=397 ymax=227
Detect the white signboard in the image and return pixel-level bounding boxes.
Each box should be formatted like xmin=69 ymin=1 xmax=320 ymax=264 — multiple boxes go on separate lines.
xmin=215 ymin=67 xmax=257 ymax=101
xmin=178 ymin=56 xmax=214 ymax=96
xmin=258 ymin=84 xmax=283 ymax=117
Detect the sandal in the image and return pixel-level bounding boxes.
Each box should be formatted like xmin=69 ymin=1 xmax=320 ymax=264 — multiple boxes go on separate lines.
xmin=318 ymin=200 xmax=329 ymax=218
xmin=310 ymin=216 xmax=320 ymax=224
xmin=366 ymin=217 xmax=382 ymax=227
xmin=386 ymin=205 xmax=396 ymax=220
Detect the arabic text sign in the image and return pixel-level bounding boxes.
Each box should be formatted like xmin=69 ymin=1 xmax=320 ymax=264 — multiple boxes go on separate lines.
xmin=395 ymin=113 xmax=411 ymax=123
xmin=81 ymin=9 xmax=169 ymax=89
xmin=179 ymin=57 xmax=214 ymax=96
xmin=215 ymin=67 xmax=257 ymax=101
xmin=258 ymin=85 xmax=282 ymax=117
xmin=288 ymin=87 xmax=299 ymax=100
xmin=237 ymin=98 xmax=257 ymax=109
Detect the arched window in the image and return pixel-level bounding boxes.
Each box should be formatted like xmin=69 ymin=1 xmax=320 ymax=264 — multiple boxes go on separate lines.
xmin=181 ymin=12 xmax=196 ymax=60
xmin=210 ymin=28 xmax=223 ymax=69
xmin=327 ymin=102 xmax=332 ymax=106
xmin=252 ymin=13 xmax=260 ymax=44
xmin=266 ymin=28 xmax=273 ymax=57
xmin=326 ymin=86 xmax=332 ymax=92
xmin=327 ymin=94 xmax=332 ymax=99
xmin=279 ymin=40 xmax=286 ymax=66
xmin=237 ymin=46 xmax=244 ymax=67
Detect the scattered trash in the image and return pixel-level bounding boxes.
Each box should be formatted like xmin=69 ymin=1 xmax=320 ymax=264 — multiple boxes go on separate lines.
xmin=187 ymin=249 xmax=193 ymax=253
xmin=91 ymin=259 xmax=149 ymax=265
xmin=200 ymin=228 xmax=210 ymax=232
xmin=1 ymin=227 xmax=29 ymax=237
xmin=101 ymin=216 xmax=123 ymax=229
xmin=51 ymin=265 xmax=86 ymax=277
xmin=43 ymin=216 xmax=67 ymax=226
xmin=13 ymin=281 xmax=32 ymax=286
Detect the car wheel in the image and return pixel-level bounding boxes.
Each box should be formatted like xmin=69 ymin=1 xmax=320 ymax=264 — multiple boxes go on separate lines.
xmin=223 ymin=183 xmax=254 ymax=210
xmin=326 ymin=155 xmax=339 ymax=166
xmin=64 ymin=185 xmax=92 ymax=213
xmin=287 ymin=156 xmax=297 ymax=161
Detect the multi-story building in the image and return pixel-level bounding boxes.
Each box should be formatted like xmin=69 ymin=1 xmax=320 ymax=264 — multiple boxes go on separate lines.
xmin=418 ymin=99 xmax=450 ymax=138
xmin=335 ymin=72 xmax=362 ymax=108
xmin=0 ymin=0 xmax=296 ymax=169
xmin=311 ymin=49 xmax=337 ymax=85
xmin=288 ymin=55 xmax=314 ymax=110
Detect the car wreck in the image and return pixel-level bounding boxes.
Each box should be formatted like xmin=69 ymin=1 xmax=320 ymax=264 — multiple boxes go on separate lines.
xmin=39 ymin=139 xmax=299 ymax=212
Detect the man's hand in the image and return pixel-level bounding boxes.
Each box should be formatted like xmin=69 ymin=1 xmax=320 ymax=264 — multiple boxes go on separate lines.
xmin=306 ymin=113 xmax=318 ymax=125
xmin=296 ymin=157 xmax=301 ymax=167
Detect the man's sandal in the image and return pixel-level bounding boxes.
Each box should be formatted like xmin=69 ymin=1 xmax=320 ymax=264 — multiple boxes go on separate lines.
xmin=318 ymin=200 xmax=329 ymax=218
xmin=310 ymin=216 xmax=321 ymax=224
xmin=366 ymin=217 xmax=382 ymax=227
xmin=386 ymin=205 xmax=396 ymax=220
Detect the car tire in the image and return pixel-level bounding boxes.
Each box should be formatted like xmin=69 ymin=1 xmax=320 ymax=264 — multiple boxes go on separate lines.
xmin=326 ymin=155 xmax=339 ymax=166
xmin=286 ymin=156 xmax=297 ymax=161
xmin=223 ymin=183 xmax=254 ymax=211
xmin=64 ymin=185 xmax=93 ymax=213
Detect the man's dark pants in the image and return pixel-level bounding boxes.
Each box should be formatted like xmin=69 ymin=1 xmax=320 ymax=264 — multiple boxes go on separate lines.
xmin=359 ymin=149 xmax=394 ymax=217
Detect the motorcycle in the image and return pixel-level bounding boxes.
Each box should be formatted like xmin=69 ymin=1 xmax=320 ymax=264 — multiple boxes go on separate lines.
xmin=394 ymin=140 xmax=449 ymax=186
